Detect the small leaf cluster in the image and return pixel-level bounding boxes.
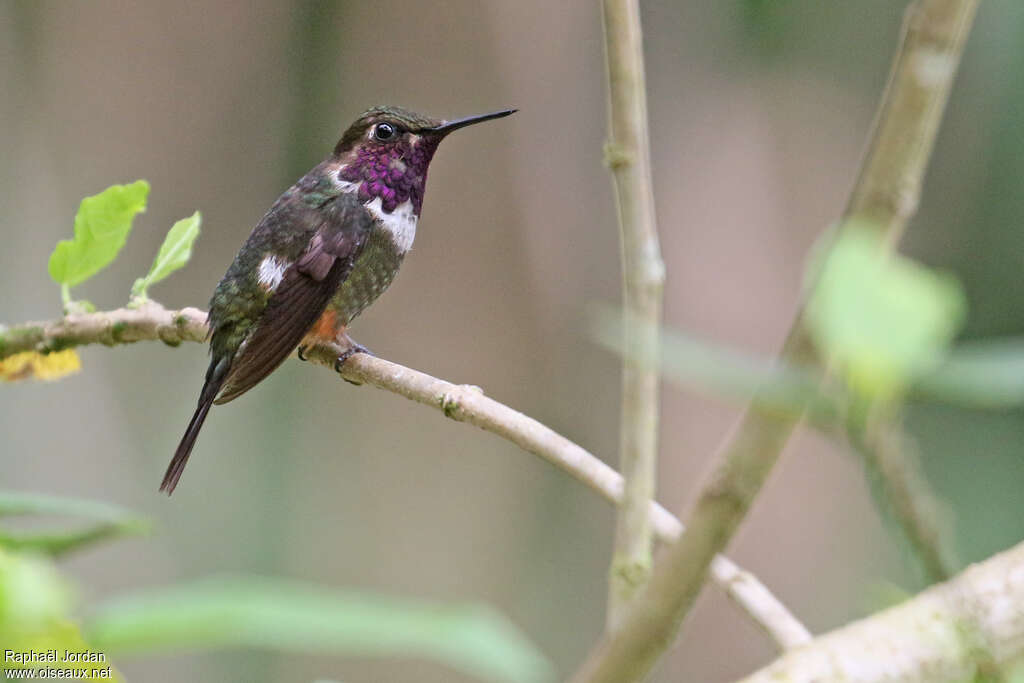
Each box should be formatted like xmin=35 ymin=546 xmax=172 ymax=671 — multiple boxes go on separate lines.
xmin=47 ymin=181 xmax=201 ymax=312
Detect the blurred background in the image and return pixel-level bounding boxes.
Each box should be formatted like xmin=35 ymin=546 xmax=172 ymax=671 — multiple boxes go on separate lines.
xmin=1 ymin=1 xmax=1022 ymax=680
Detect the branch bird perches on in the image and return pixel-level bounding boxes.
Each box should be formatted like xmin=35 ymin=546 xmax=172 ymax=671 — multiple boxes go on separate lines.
xmin=0 ymin=302 xmax=811 ymax=652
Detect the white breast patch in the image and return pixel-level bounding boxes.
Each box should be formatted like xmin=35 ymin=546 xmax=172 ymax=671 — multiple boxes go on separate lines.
xmin=333 ymin=177 xmax=418 ymax=253
xmin=364 ymin=197 xmax=417 ymax=253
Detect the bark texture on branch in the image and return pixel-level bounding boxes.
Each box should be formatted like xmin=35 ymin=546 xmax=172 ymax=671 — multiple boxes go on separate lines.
xmin=739 ymin=538 xmax=1024 ymax=683
xmin=0 ymin=303 xmax=809 ymax=651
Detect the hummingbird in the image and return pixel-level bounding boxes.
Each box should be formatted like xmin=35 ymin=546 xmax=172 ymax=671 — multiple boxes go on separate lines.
xmin=161 ymin=105 xmax=515 ymax=494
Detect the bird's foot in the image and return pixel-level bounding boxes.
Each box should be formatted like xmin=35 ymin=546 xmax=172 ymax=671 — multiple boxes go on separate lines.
xmin=335 ymin=341 xmax=372 ymax=384
xmin=297 ymin=345 xmax=310 ymax=361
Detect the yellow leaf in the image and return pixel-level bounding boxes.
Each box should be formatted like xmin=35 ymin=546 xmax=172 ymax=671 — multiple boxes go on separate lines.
xmin=0 ymin=350 xmax=82 ymax=382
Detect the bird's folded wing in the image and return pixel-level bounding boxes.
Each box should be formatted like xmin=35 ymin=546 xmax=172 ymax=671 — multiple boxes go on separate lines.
xmin=214 ymin=200 xmax=371 ymax=405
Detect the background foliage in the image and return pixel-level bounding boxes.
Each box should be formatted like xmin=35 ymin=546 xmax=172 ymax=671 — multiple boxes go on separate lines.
xmin=2 ymin=1 xmax=1023 ymax=681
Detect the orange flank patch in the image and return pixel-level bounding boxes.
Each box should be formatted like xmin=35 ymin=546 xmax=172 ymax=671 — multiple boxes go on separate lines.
xmin=306 ymin=309 xmax=342 ymax=344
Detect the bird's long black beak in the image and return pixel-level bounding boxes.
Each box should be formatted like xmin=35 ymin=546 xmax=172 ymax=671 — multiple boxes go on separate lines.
xmin=430 ymin=109 xmax=516 ymax=135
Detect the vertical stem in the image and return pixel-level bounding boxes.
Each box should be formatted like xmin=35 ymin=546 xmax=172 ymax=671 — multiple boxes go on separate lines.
xmin=832 ymin=0 xmax=981 ymax=589
xmin=571 ymin=0 xmax=980 ymax=680
xmin=848 ymin=407 xmax=958 ymax=584
xmin=845 ymin=0 xmax=982 ymax=236
xmin=601 ymin=0 xmax=666 ymax=631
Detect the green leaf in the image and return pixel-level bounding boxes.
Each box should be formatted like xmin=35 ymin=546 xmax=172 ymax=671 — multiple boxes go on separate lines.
xmin=0 ymin=492 xmax=149 ymax=556
xmin=0 ymin=525 xmax=147 ymax=557
xmin=0 ymin=550 xmax=73 ymax=628
xmin=48 ymin=180 xmax=149 ymax=291
xmin=0 ymin=550 xmax=126 ymax=680
xmin=804 ymin=222 xmax=967 ymax=400
xmin=86 ymin=577 xmax=554 ymax=683
xmin=131 ymin=211 xmax=201 ymax=300
xmin=912 ymin=338 xmax=1024 ymax=408
xmin=588 ymin=304 xmax=843 ymax=429
xmin=0 ymin=492 xmax=146 ymax=527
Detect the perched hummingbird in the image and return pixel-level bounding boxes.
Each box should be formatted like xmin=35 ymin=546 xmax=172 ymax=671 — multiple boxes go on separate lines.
xmin=161 ymin=106 xmax=515 ymax=494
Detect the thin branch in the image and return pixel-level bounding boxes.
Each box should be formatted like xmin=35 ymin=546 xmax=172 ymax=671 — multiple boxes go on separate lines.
xmin=848 ymin=407 xmax=959 ymax=584
xmin=828 ymin=0 xmax=982 ymax=586
xmin=0 ymin=304 xmax=810 ymax=651
xmin=569 ymin=1 xmax=980 ymax=680
xmin=600 ymin=0 xmax=665 ymax=630
xmin=0 ymin=304 xmax=210 ymax=355
xmin=737 ymin=538 xmax=1024 ymax=683
xmin=844 ymin=0 xmax=982 ymax=237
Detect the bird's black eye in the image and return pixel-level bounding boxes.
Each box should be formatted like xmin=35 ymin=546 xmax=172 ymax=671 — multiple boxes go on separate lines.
xmin=373 ymin=122 xmax=396 ymax=141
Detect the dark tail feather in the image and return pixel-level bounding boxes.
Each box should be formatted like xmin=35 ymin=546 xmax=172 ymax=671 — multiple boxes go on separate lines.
xmin=161 ymin=356 xmax=229 ymax=495
xmin=160 ymin=397 xmax=213 ymax=494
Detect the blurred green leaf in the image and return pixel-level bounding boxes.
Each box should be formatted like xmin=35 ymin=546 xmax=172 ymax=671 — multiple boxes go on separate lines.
xmin=0 ymin=492 xmax=149 ymax=556
xmin=86 ymin=577 xmax=554 ymax=683
xmin=0 ymin=550 xmax=73 ymax=627
xmin=589 ymin=304 xmax=843 ymax=429
xmin=1007 ymin=661 xmax=1024 ymax=683
xmin=0 ymin=550 xmax=124 ymax=680
xmin=0 ymin=491 xmax=147 ymax=527
xmin=0 ymin=525 xmax=146 ymax=557
xmin=913 ymin=338 xmax=1024 ymax=409
xmin=131 ymin=211 xmax=201 ymax=300
xmin=48 ymin=181 xmax=149 ymax=302
xmin=805 ymin=222 xmax=967 ymax=400
xmin=591 ymin=305 xmax=1024 ymax=427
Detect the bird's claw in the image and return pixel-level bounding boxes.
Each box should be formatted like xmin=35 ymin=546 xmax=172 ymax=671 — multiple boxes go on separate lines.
xmin=297 ymin=345 xmax=309 ymax=361
xmin=335 ymin=342 xmax=372 ymax=383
